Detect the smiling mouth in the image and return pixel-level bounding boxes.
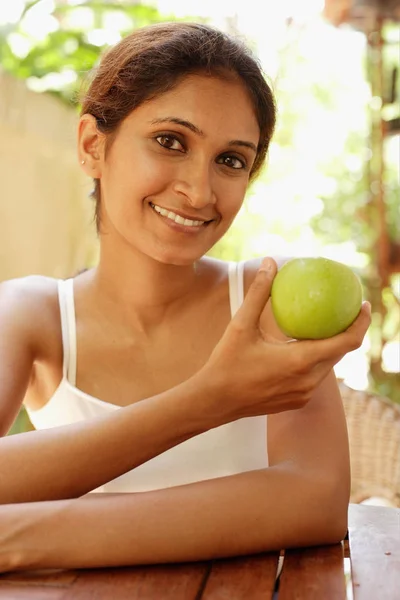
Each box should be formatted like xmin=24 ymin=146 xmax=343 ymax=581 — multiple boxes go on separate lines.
xmin=149 ymin=202 xmax=212 ymax=227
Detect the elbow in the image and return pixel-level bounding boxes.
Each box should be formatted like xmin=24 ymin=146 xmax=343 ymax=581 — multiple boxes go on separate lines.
xmin=258 ymin=465 xmax=350 ymax=550
xmin=328 ymin=497 xmax=349 ymax=544
xmin=323 ymin=508 xmax=348 ymax=545
xmin=312 ymin=473 xmax=350 ymax=545
xmin=288 ymin=468 xmax=350 ymax=548
xmin=330 ymin=467 xmax=350 ymax=541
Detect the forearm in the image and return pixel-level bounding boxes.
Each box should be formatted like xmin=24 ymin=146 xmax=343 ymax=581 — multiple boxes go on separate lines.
xmin=0 ymin=373 xmax=219 ymax=504
xmin=1 ymin=465 xmax=347 ymax=572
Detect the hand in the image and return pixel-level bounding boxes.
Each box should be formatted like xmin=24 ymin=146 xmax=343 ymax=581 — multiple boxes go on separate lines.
xmin=203 ymin=257 xmax=371 ymax=421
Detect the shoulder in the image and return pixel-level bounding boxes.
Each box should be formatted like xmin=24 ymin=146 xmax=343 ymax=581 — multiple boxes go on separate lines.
xmin=199 ymin=254 xmax=292 ymax=286
xmin=0 ymin=275 xmax=61 ymax=358
xmin=0 ymin=274 xmax=59 ymax=309
xmin=197 ymin=255 xmax=290 ymax=280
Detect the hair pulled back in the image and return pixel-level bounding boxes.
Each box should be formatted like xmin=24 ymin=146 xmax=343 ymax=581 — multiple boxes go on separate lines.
xmin=80 ymin=22 xmax=276 ymax=232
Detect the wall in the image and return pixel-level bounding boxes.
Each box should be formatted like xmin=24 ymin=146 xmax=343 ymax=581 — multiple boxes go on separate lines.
xmin=0 ymin=71 xmax=98 ymax=281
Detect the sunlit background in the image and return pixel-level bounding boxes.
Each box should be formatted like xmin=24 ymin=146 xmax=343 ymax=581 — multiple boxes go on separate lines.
xmin=0 ymin=0 xmax=399 ymax=400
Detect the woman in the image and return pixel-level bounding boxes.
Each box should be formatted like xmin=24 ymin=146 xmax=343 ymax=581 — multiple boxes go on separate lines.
xmin=0 ymin=22 xmax=370 ymax=572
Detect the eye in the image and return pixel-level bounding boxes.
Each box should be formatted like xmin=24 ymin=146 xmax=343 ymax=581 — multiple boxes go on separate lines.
xmin=155 ymin=134 xmax=185 ymax=152
xmin=217 ymin=154 xmax=246 ymax=170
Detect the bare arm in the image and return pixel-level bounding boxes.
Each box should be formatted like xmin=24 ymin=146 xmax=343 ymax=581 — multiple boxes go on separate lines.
xmin=0 ymin=262 xmax=369 ymax=506
xmin=0 ymin=280 xmax=36 ymax=437
xmin=266 ymin=368 xmax=350 ymax=541
xmin=0 ymin=262 xmax=356 ymax=573
xmin=0 ymin=278 xmax=218 ymax=504
xmin=2 ymin=373 xmax=218 ymax=504
xmin=0 ymin=371 xmax=348 ymax=572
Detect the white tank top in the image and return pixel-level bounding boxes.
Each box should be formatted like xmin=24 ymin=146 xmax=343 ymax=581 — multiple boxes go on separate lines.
xmin=25 ymin=262 xmax=268 ymax=493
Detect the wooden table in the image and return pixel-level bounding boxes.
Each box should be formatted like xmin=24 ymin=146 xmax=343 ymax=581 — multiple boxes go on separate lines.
xmin=1 ymin=504 xmax=398 ymax=599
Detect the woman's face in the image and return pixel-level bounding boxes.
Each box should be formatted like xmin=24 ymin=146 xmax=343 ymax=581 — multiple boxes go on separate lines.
xmin=93 ymin=73 xmax=260 ymax=265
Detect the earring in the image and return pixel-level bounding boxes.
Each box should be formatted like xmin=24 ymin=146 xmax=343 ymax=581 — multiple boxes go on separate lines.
xmin=81 ymin=160 xmax=85 ymax=165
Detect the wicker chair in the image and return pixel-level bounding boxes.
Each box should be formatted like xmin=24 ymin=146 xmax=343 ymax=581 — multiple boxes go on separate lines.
xmin=339 ymin=381 xmax=400 ymax=507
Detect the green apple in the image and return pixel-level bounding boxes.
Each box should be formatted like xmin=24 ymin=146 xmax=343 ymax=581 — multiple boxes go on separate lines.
xmin=270 ymin=257 xmax=363 ymax=339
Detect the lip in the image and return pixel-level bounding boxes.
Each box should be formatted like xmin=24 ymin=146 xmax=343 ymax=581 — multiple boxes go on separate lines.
xmin=148 ymin=202 xmax=213 ymax=234
xmin=149 ymin=201 xmax=214 ymax=223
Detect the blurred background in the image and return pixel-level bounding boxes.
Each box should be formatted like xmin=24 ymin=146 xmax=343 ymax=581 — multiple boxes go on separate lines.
xmin=0 ymin=0 xmax=399 ymax=436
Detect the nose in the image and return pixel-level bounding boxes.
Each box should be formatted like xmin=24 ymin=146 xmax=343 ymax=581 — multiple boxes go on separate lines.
xmin=172 ymin=159 xmax=216 ymax=209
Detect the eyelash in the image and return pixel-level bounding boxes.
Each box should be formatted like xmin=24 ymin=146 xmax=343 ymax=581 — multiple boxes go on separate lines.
xmin=155 ymin=134 xmax=185 ymax=152
xmin=154 ymin=134 xmax=247 ymax=170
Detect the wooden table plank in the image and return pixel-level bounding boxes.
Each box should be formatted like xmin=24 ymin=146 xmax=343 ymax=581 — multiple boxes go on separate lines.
xmin=278 ymin=543 xmax=346 ymax=600
xmin=348 ymin=504 xmax=400 ymax=600
xmin=60 ymin=562 xmax=208 ymax=599
xmin=201 ymin=552 xmax=280 ymax=599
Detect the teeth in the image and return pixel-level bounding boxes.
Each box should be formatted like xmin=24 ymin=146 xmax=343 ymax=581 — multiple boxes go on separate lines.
xmin=151 ymin=203 xmax=205 ymax=227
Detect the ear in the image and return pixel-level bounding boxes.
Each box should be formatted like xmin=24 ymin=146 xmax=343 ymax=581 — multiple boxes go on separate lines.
xmin=77 ymin=114 xmax=106 ymax=178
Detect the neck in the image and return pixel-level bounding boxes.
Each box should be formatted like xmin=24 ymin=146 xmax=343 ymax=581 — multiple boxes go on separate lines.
xmin=83 ymin=243 xmax=205 ymax=336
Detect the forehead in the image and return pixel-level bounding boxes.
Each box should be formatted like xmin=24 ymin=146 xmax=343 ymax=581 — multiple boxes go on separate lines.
xmin=124 ymin=73 xmax=260 ymax=142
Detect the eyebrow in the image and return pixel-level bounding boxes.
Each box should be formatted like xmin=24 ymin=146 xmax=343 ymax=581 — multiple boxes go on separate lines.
xmin=150 ymin=117 xmax=258 ymax=154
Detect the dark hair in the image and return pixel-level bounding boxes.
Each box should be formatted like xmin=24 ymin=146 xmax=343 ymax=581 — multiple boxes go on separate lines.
xmin=80 ymin=22 xmax=276 ymax=233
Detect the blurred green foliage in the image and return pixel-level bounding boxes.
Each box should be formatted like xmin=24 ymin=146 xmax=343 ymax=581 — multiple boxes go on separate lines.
xmin=7 ymin=406 xmax=34 ymax=435
xmin=0 ymin=0 xmax=198 ymax=106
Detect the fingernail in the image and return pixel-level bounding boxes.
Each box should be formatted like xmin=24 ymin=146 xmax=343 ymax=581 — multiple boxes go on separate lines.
xmin=259 ymin=258 xmax=272 ymax=273
xmin=363 ymin=301 xmax=371 ymax=315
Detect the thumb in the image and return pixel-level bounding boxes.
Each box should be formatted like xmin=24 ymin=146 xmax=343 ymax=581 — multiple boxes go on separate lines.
xmin=233 ymin=258 xmax=277 ymax=330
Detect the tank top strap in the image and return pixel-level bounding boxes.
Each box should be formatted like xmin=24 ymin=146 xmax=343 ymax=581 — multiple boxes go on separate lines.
xmin=57 ymin=278 xmax=77 ymax=385
xmin=228 ymin=261 xmax=245 ymax=317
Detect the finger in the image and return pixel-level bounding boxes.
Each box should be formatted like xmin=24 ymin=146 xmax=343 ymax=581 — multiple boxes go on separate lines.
xmin=300 ymin=301 xmax=371 ymax=365
xmin=233 ymin=258 xmax=277 ymax=330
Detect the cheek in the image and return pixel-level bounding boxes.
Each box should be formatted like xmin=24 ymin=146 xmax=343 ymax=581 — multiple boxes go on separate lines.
xmin=218 ymin=181 xmax=248 ymax=216
xmin=115 ymin=153 xmax=173 ymax=195
xmin=101 ymin=156 xmax=166 ymax=205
